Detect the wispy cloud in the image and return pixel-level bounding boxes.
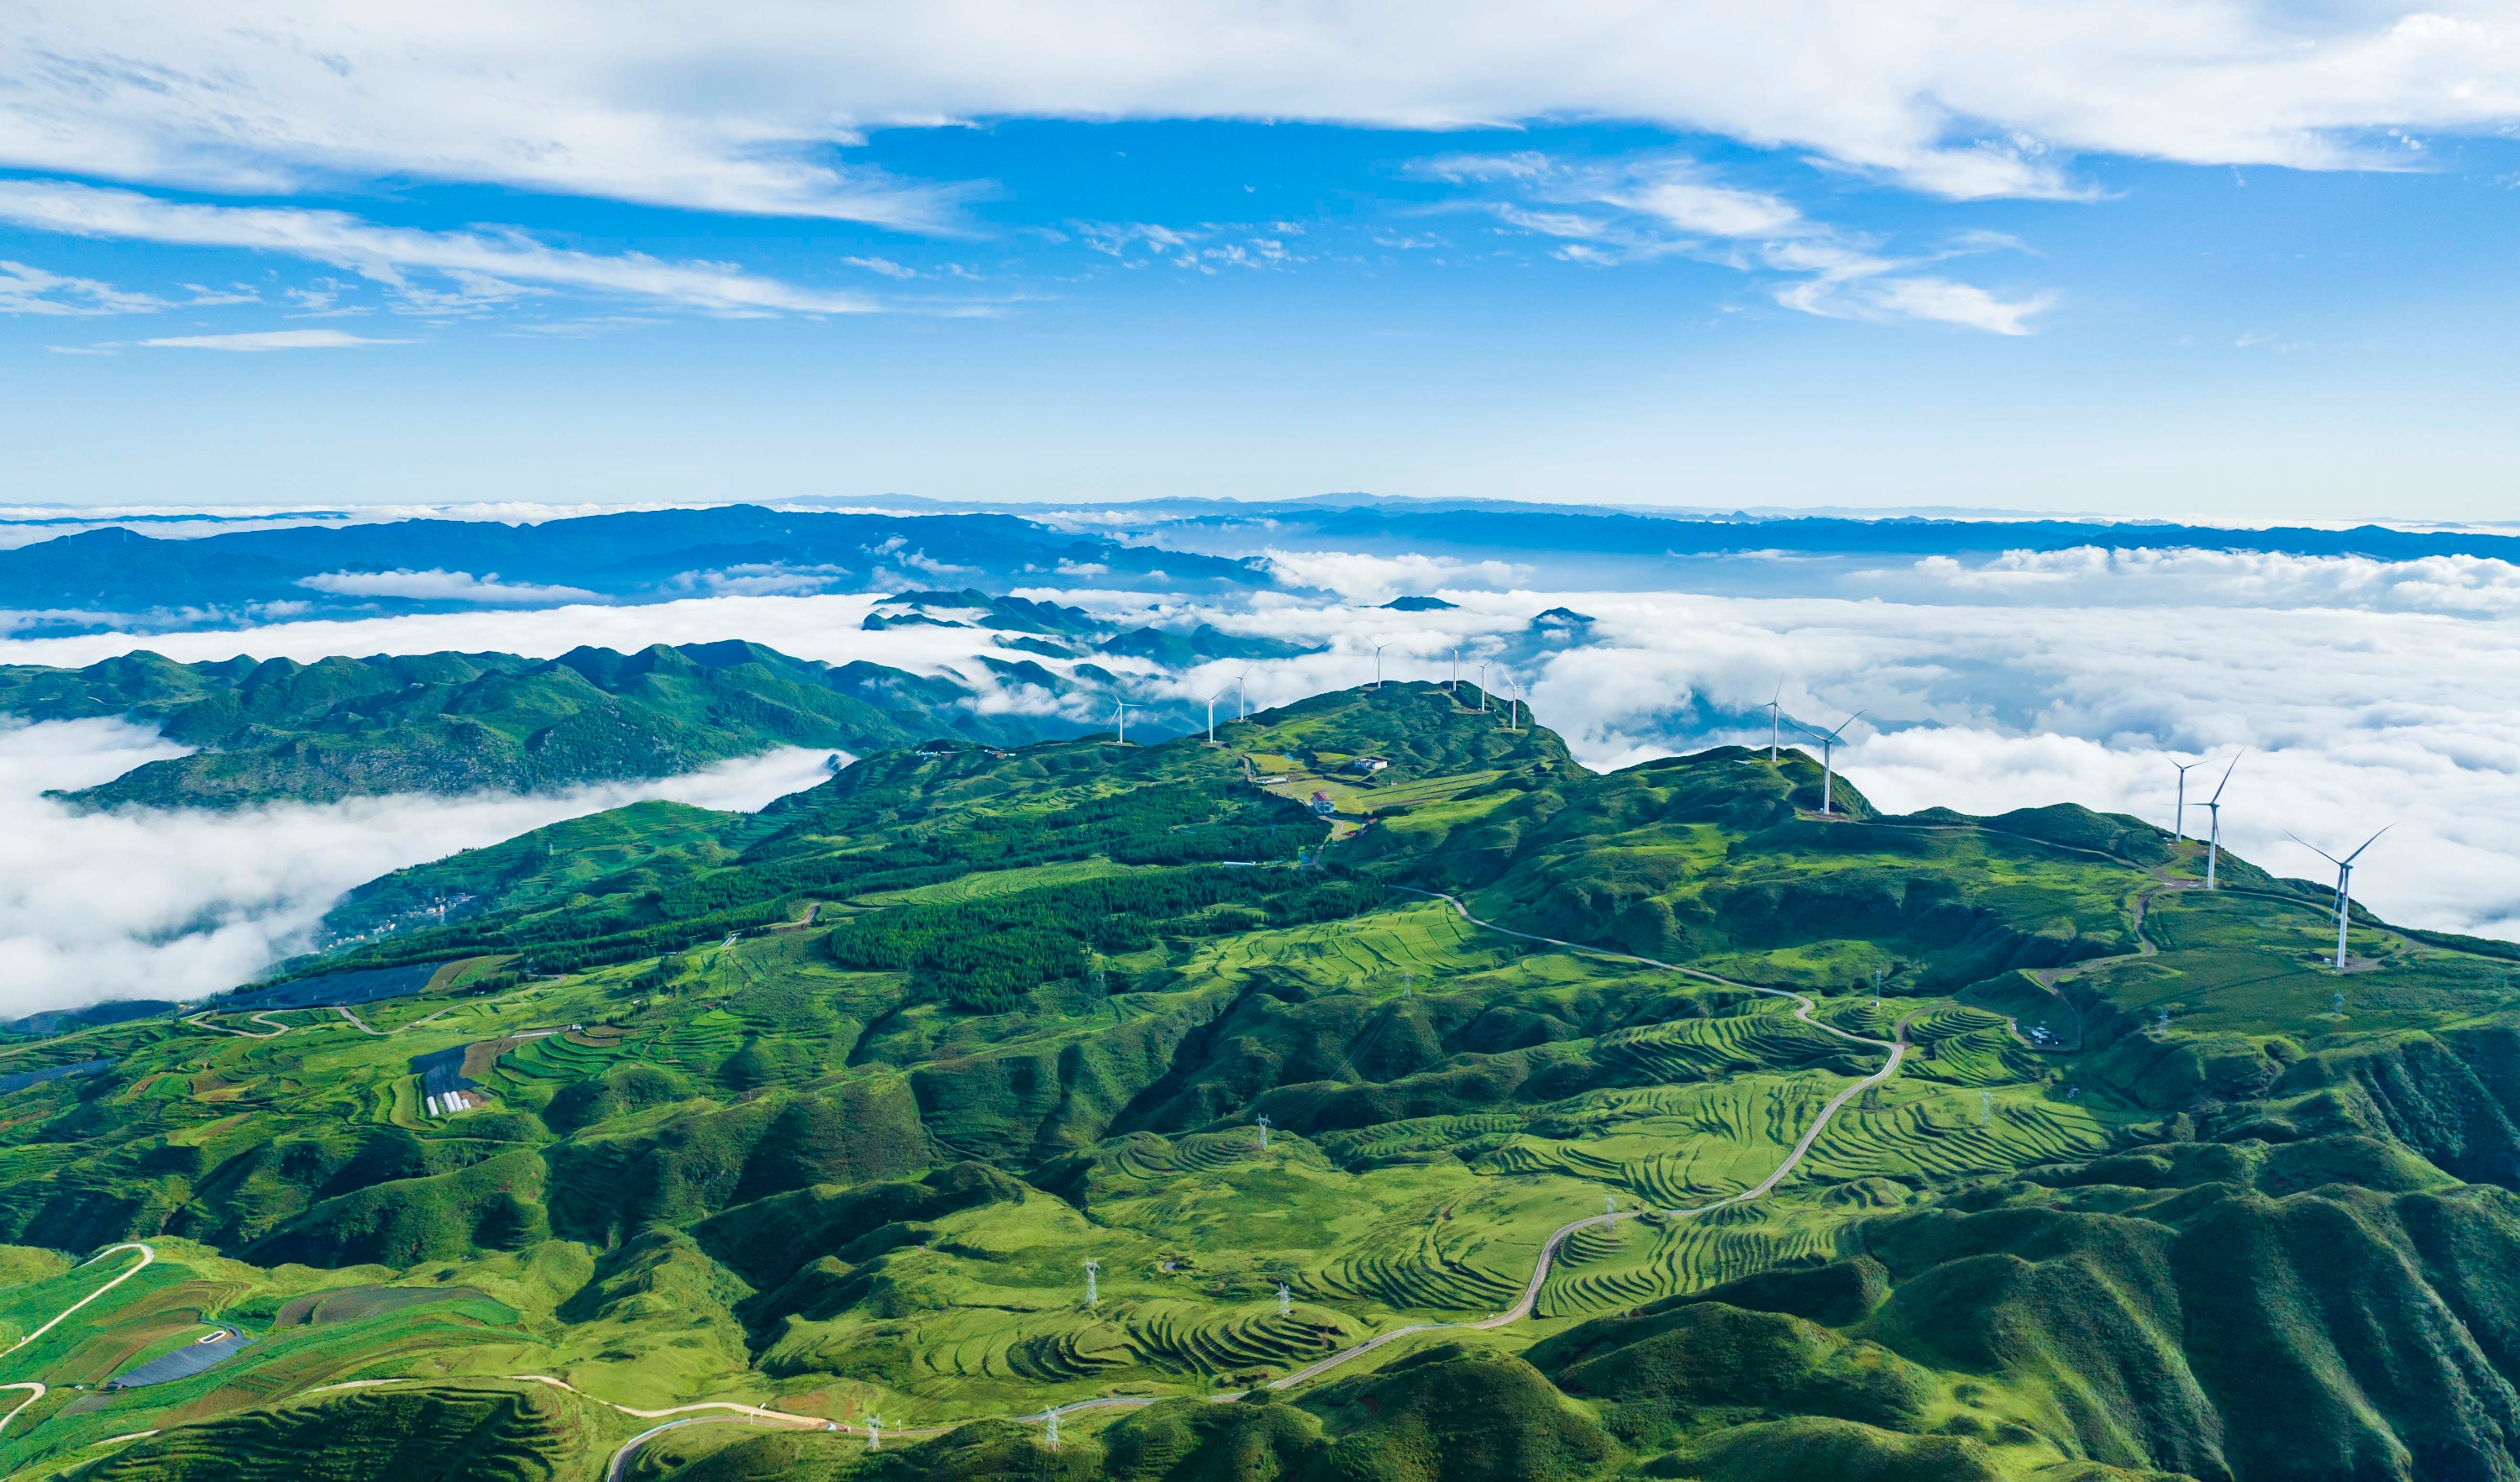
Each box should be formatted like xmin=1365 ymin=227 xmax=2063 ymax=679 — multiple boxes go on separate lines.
xmin=0 ymin=260 xmax=160 ymax=316
xmin=1437 ymin=152 xmax=2054 ymax=334
xmin=0 ymin=181 xmax=882 ymax=317
xmin=296 ymin=568 xmax=599 ymax=601
xmin=139 ymin=328 xmax=407 ymax=351
xmin=1074 ymin=220 xmax=1299 ymax=273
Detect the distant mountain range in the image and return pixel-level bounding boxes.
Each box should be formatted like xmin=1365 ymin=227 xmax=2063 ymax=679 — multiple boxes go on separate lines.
xmin=6 ymin=499 xmax=2517 ymax=633
xmin=0 ymin=505 xmax=1265 ymax=633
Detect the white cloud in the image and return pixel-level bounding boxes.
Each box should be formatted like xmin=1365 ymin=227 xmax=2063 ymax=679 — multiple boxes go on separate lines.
xmin=295 ymin=569 xmax=601 ymax=602
xmin=0 ymin=181 xmax=879 ymax=317
xmin=139 ymin=329 xmax=407 ymax=351
xmin=1777 ymin=273 xmax=2054 ymax=336
xmin=1465 ymin=152 xmax=2052 ymax=334
xmin=1888 ymin=546 xmax=2520 ymax=614
xmin=0 ymin=260 xmax=160 ymax=316
xmin=0 ymin=719 xmax=838 ymax=1017
xmin=13 ymin=2 xmax=2520 ymax=222
xmin=1263 ymin=549 xmax=1532 ymax=602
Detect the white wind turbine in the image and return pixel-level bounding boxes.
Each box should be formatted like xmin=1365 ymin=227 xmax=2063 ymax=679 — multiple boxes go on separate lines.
xmin=1205 ymin=686 xmax=1230 ymax=743
xmin=2166 ymin=755 xmax=2206 ymax=843
xmin=1766 ymin=683 xmax=1785 ymax=764
xmin=2287 ymin=826 xmax=2391 ymax=972
xmin=1373 ymin=643 xmax=1388 ymax=689
xmin=1798 ymin=712 xmax=1865 ymax=816
xmin=2202 ymin=752 xmax=2242 ymax=889
xmin=1111 ymin=701 xmax=1131 ymax=744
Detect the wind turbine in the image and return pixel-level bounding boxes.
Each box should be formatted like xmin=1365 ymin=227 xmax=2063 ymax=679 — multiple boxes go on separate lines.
xmin=1112 ymin=701 xmax=1131 ymax=745
xmin=1477 ymin=662 xmax=1488 ymax=712
xmin=1798 ymin=712 xmax=1865 ymax=816
xmin=2287 ymin=826 xmax=2391 ymax=972
xmin=1205 ymin=686 xmax=1230 ymax=744
xmin=1450 ymin=649 xmax=1459 ymax=691
xmin=1373 ymin=643 xmax=1388 ymax=689
xmin=1766 ymin=683 xmax=1785 ymax=764
xmin=1237 ymin=673 xmax=1248 ymax=720
xmin=2166 ymin=755 xmax=2206 ymax=843
xmin=2202 ymin=752 xmax=2242 ymax=889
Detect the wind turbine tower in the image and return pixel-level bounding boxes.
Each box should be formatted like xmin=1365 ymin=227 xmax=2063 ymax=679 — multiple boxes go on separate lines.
xmin=2167 ymin=756 xmax=2205 ymax=843
xmin=1477 ymin=663 xmax=1488 ymax=712
xmin=2288 ymin=826 xmax=2390 ymax=972
xmin=1373 ymin=643 xmax=1387 ymax=689
xmin=1112 ymin=702 xmax=1130 ymax=745
xmin=2202 ymin=753 xmax=2242 ymax=889
xmin=1800 ymin=712 xmax=1865 ymax=816
xmin=1767 ymin=683 xmax=1785 ymax=764
xmin=1205 ymin=687 xmax=1229 ymax=744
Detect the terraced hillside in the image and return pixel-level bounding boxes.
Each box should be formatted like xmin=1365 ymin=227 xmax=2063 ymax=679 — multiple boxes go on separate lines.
xmin=1 ymin=681 xmax=2517 ymax=1481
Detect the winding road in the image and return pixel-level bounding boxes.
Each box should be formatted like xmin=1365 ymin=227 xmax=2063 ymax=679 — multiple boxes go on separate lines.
xmin=3 ymin=1243 xmax=153 ymax=1359
xmin=0 ymin=1243 xmax=159 ymax=1453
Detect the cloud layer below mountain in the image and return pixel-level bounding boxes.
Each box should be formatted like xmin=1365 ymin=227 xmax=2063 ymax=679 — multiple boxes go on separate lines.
xmin=0 ymin=724 xmax=836 ymax=1017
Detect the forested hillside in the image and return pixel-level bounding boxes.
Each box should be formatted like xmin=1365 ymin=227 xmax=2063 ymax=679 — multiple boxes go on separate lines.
xmin=0 ymin=641 xmax=1054 ymax=807
xmin=2 ymin=682 xmax=2517 ymax=1482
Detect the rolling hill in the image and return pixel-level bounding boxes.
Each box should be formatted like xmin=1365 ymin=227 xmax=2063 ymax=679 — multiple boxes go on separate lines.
xmin=0 ymin=681 xmax=2516 ymax=1481
xmin=0 ymin=641 xmax=1064 ymax=809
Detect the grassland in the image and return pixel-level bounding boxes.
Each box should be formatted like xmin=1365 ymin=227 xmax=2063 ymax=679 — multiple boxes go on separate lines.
xmin=0 ymin=682 xmax=2516 ymax=1481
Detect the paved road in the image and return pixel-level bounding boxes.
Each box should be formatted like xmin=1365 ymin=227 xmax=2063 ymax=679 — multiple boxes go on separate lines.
xmin=335 ymin=1006 xmax=387 ymax=1037
xmin=4 ymin=1243 xmax=154 ymax=1358
xmin=0 ymin=1242 xmax=160 ymax=1450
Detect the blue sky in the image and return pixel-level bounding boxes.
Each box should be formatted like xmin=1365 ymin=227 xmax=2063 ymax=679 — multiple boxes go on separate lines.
xmin=9 ymin=3 xmax=2520 ymax=518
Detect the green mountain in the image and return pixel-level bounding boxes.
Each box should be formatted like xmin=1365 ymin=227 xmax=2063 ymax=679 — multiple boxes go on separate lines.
xmin=0 ymin=641 xmax=1054 ymax=808
xmin=4 ymin=682 xmax=2520 ymax=1482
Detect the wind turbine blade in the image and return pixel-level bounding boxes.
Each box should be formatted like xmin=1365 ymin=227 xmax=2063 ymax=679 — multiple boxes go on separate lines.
xmin=2284 ymin=829 xmax=2343 ymax=866
xmin=2343 ymin=825 xmax=2392 ymax=864
xmin=1830 ymin=710 xmax=1866 ymax=739
xmin=2208 ymin=750 xmax=2244 ymax=803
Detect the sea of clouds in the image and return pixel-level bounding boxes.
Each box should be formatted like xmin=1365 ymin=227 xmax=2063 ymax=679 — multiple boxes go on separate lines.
xmin=4 ymin=540 xmax=2517 ymax=1017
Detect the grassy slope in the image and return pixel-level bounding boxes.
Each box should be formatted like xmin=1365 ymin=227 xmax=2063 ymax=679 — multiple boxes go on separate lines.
xmin=1 ymin=682 xmax=2517 ymax=1480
